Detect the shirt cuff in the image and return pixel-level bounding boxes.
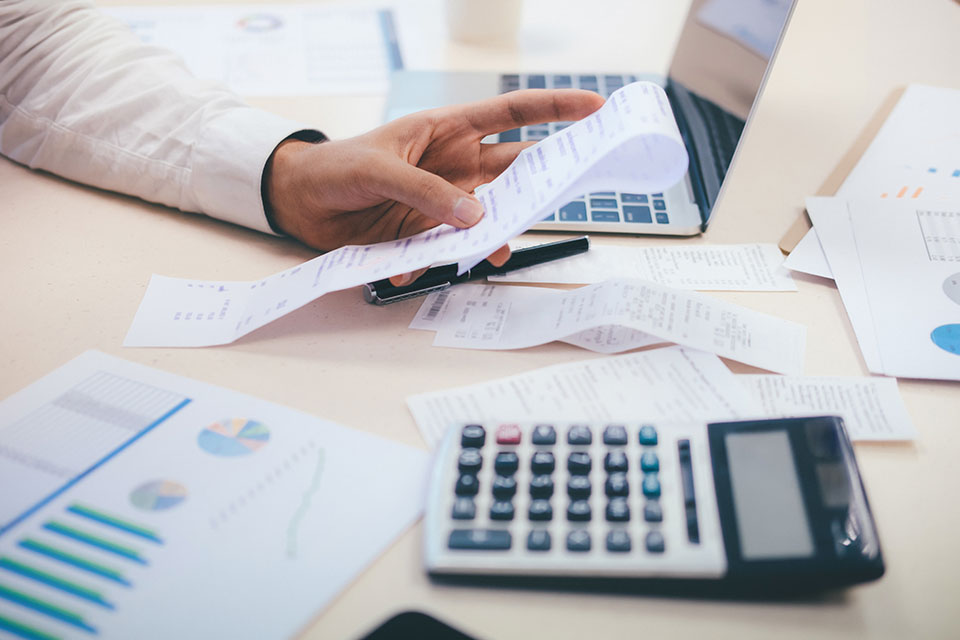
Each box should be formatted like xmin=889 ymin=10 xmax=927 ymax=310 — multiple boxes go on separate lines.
xmin=185 ymin=106 xmax=321 ymax=235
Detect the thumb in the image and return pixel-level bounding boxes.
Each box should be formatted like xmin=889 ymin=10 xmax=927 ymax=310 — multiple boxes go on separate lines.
xmin=370 ymin=158 xmax=485 ymax=228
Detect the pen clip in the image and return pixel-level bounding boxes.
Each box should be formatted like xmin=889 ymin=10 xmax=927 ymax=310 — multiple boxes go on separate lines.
xmin=362 ymin=281 xmax=452 ymax=305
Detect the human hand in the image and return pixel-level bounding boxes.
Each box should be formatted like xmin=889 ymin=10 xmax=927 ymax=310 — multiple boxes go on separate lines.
xmin=264 ymin=89 xmax=605 ymax=284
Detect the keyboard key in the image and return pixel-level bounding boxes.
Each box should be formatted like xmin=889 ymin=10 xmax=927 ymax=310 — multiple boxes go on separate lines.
xmin=652 ymin=192 xmax=663 ymax=197
xmin=604 ymin=74 xmax=625 ymax=87
xmin=604 ymin=472 xmax=629 ymax=497
xmin=590 ymin=198 xmax=618 ymax=209
xmin=642 ymin=474 xmax=661 ymax=498
xmin=593 ymin=191 xmax=616 ymax=195
xmin=553 ymin=74 xmax=572 ymax=88
xmin=542 ymin=213 xmax=556 ymax=221
xmin=621 ymin=193 xmax=649 ymax=203
xmin=528 ymin=529 xmax=552 ymax=551
xmin=495 ymin=451 xmax=520 ymax=475
xmin=623 ymin=205 xmax=653 ymax=223
xmin=602 ymin=425 xmax=628 ymax=445
xmin=499 ymin=128 xmax=522 ymax=142
xmin=604 ymin=450 xmax=629 ymax=473
xmin=567 ymin=500 xmax=592 ymax=522
xmin=531 ymin=451 xmax=556 ymax=474
xmin=567 ymin=529 xmax=591 ymax=552
xmin=526 ymin=128 xmax=549 ymax=140
xmin=567 ymin=451 xmax=592 ymax=475
xmin=527 ymin=74 xmax=546 ymax=89
xmin=559 ymin=201 xmax=587 ymax=221
xmin=460 ymin=424 xmax=485 ymax=448
xmin=645 ymin=530 xmax=666 ymax=553
xmin=640 ymin=451 xmax=660 ymax=472
xmin=606 ymin=529 xmax=632 ymax=552
xmin=655 ymin=212 xmax=670 ymax=224
xmin=644 ymin=500 xmax=663 ymax=523
xmin=578 ymin=75 xmax=599 ymax=91
xmin=451 ymin=497 xmax=476 ymax=520
xmin=605 ymin=497 xmax=630 ymax=522
xmin=638 ymin=425 xmax=658 ymax=446
xmin=458 ymin=449 xmax=483 ymax=473
xmin=567 ymin=425 xmax=592 ymax=445
xmin=455 ymin=473 xmax=479 ymax=496
xmin=567 ymin=475 xmax=592 ymax=499
xmin=490 ymin=500 xmax=515 ymax=521
xmin=528 ymin=499 xmax=553 ymax=521
xmin=449 ymin=529 xmax=511 ymax=551
xmin=590 ymin=209 xmax=621 ymax=222
xmin=501 ymin=74 xmax=520 ymax=91
xmin=653 ymin=199 xmax=666 ymax=211
xmin=496 ymin=423 xmax=522 ymax=445
xmin=530 ymin=474 xmax=555 ymax=498
xmin=532 ymin=424 xmax=557 ymax=445
xmin=492 ymin=474 xmax=517 ymax=498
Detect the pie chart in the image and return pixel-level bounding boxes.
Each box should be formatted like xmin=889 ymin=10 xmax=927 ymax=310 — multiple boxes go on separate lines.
xmin=198 ymin=418 xmax=271 ymax=457
xmin=130 ymin=480 xmax=188 ymax=511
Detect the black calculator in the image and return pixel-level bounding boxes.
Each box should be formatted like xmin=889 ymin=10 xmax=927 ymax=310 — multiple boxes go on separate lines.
xmin=424 ymin=416 xmax=884 ymax=591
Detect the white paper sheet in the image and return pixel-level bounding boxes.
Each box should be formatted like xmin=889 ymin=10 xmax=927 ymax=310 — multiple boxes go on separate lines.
xmin=125 ymin=81 xmax=688 ymax=347
xmin=738 ymin=375 xmax=917 ymax=441
xmin=406 ymin=346 xmax=763 ymax=448
xmin=411 ymin=279 xmax=806 ymax=374
xmin=852 ymin=204 xmax=960 ymax=380
xmin=697 ymin=0 xmax=793 ymax=59
xmin=787 ymin=84 xmax=960 ymax=278
xmin=0 ymin=351 xmax=428 ymax=639
xmin=489 ymin=243 xmax=795 ymax=290
xmin=103 ymin=4 xmax=403 ymax=96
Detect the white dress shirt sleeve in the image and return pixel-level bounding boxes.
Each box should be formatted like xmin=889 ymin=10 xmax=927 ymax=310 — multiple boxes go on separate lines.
xmin=0 ymin=0 xmax=317 ymax=235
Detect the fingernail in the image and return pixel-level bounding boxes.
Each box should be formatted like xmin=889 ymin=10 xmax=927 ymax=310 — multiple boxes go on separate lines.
xmin=395 ymin=272 xmax=415 ymax=286
xmin=453 ymin=197 xmax=484 ymax=225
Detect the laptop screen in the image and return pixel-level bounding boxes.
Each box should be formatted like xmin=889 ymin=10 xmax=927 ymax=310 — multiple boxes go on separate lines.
xmin=665 ymin=0 xmax=796 ymax=228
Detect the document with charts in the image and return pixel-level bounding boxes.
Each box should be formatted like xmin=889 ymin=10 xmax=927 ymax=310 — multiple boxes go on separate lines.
xmin=0 ymin=352 xmax=428 ymax=640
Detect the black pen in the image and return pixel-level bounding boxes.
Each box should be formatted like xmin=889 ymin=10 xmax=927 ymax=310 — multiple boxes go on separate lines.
xmin=362 ymin=236 xmax=590 ymax=305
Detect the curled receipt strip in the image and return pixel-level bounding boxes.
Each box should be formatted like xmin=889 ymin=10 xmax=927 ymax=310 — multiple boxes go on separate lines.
xmin=124 ymin=82 xmax=688 ymax=347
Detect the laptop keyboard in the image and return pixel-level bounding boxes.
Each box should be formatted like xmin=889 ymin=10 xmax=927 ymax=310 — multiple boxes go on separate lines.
xmin=496 ymin=73 xmax=671 ymax=227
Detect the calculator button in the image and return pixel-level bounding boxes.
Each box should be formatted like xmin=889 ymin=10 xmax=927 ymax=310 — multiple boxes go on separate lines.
xmin=602 ymin=425 xmax=628 ymax=445
xmin=490 ymin=500 xmax=515 ymax=521
xmin=496 ymin=423 xmax=522 ymax=445
xmin=644 ymin=500 xmax=663 ymax=523
xmin=641 ymin=474 xmax=661 ymax=498
xmin=461 ymin=424 xmax=486 ymax=448
xmin=566 ymin=530 xmax=591 ymax=552
xmin=527 ymin=529 xmax=552 ymax=551
xmin=455 ymin=473 xmax=480 ymax=496
xmin=567 ymin=452 xmax=592 ymax=475
xmin=532 ymin=424 xmax=557 ymax=445
xmin=531 ymin=451 xmax=556 ymax=474
xmin=567 ymin=425 xmax=592 ymax=445
xmin=606 ymin=530 xmax=632 ymax=552
xmin=638 ymin=425 xmax=658 ymax=446
xmin=640 ymin=451 xmax=659 ymax=472
xmin=604 ymin=451 xmax=629 ymax=473
xmin=451 ymin=497 xmax=476 ymax=520
xmin=458 ymin=449 xmax=483 ymax=473
xmin=449 ymin=529 xmax=511 ymax=551
xmin=653 ymin=199 xmax=666 ymax=211
xmin=645 ymin=530 xmax=666 ymax=553
xmin=604 ymin=472 xmax=629 ymax=497
xmin=495 ymin=452 xmax=520 ymax=475
xmin=528 ymin=499 xmax=553 ymax=521
xmin=567 ymin=500 xmax=592 ymax=522
xmin=530 ymin=474 xmax=555 ymax=498
xmin=567 ymin=475 xmax=592 ymax=499
xmin=605 ymin=497 xmax=630 ymax=522
xmin=492 ymin=474 xmax=518 ymax=499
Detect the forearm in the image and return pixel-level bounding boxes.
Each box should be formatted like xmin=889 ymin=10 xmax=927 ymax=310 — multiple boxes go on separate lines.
xmin=0 ymin=0 xmax=313 ymax=234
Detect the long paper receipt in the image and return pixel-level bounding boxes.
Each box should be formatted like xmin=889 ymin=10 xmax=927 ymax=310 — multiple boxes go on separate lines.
xmin=412 ymin=279 xmax=806 ymax=374
xmin=125 ymin=82 xmax=688 ymax=347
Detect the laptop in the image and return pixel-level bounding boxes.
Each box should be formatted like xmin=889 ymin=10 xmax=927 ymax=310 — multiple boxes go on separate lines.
xmin=384 ymin=0 xmax=796 ymax=236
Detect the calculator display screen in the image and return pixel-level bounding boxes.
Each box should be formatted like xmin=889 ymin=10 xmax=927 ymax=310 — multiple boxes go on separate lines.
xmin=725 ymin=431 xmax=815 ymax=560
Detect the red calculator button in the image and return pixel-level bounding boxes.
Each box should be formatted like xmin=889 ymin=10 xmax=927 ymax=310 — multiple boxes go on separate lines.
xmin=496 ymin=424 xmax=522 ymax=445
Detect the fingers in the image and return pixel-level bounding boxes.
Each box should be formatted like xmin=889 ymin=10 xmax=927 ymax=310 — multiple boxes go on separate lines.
xmin=371 ymin=157 xmax=484 ymax=228
xmin=486 ymin=243 xmax=512 ymax=267
xmin=389 ymin=267 xmax=428 ymax=287
xmin=464 ymin=89 xmax=606 ymax=137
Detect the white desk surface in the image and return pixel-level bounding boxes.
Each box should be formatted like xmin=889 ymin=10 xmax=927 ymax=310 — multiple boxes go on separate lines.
xmin=3 ymin=0 xmax=960 ymax=637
